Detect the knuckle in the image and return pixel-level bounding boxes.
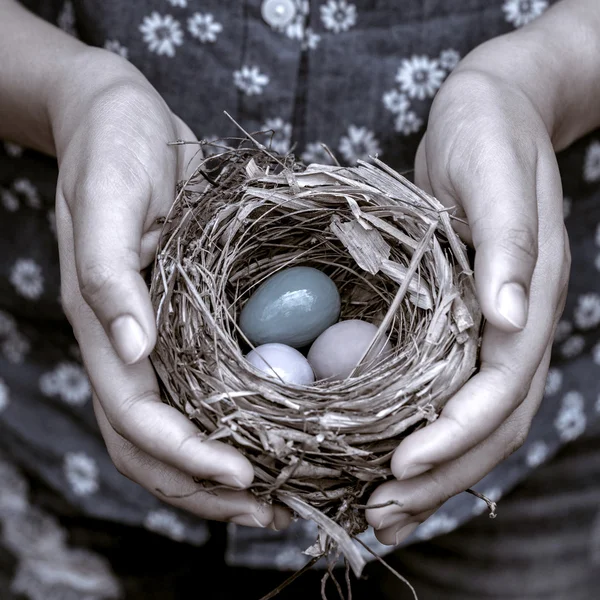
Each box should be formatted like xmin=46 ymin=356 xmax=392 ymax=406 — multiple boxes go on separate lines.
xmin=78 ymin=261 xmax=119 ymax=308
xmin=422 ymin=470 xmax=457 ymax=508
xmin=106 ymin=441 xmax=134 ymax=479
xmin=499 ymin=226 xmax=538 ymax=267
xmin=60 ymin=289 xmax=81 ymax=324
xmin=502 ymin=423 xmax=531 ymax=460
xmin=108 ymin=389 xmax=162 ymax=440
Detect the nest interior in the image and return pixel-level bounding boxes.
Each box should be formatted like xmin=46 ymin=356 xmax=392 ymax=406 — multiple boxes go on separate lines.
xmin=149 ymin=145 xmax=481 ymax=564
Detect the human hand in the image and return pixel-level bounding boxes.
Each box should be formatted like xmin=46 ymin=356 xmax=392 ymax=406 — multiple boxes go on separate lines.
xmin=366 ymin=37 xmax=570 ymax=544
xmin=50 ymin=48 xmax=288 ymax=530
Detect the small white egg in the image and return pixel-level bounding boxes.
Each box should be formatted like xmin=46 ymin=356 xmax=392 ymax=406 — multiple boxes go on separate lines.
xmin=246 ymin=343 xmax=315 ymax=386
xmin=307 ymin=320 xmax=393 ymax=381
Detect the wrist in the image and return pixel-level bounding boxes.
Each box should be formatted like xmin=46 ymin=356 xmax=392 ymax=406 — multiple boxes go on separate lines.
xmin=455 ymin=3 xmax=600 ymax=152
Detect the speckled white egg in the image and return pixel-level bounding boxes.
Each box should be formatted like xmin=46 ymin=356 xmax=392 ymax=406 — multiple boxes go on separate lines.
xmin=307 ymin=320 xmax=393 ymax=381
xmin=246 ymin=343 xmax=315 ymax=386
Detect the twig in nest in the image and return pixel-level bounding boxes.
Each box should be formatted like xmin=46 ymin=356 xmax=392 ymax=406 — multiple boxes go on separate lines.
xmin=258 ymin=556 xmax=321 ymax=600
xmin=466 ymin=488 xmax=498 ymax=518
xmin=352 ymin=536 xmax=418 ymax=600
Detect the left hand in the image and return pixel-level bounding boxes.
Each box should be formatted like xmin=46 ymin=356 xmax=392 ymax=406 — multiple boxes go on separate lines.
xmin=366 ymin=47 xmax=570 ymax=545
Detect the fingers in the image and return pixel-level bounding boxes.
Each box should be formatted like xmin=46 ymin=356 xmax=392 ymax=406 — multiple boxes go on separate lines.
xmin=421 ymin=73 xmax=566 ymax=333
xmin=70 ymin=161 xmax=162 ymax=365
xmin=367 ymin=347 xmax=551 ymax=545
xmin=93 ymin=395 xmax=281 ymax=528
xmin=86 ymin=327 xmax=256 ymax=489
xmin=389 ymin=205 xmax=566 ymax=480
xmin=58 ymin=211 xmax=256 ymax=489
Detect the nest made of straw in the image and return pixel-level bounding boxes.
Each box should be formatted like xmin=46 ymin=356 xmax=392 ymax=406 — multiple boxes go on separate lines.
xmin=149 ymin=142 xmax=481 ymax=574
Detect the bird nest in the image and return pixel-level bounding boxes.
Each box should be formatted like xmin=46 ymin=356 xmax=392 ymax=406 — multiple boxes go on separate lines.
xmin=149 ymin=142 xmax=481 ymax=576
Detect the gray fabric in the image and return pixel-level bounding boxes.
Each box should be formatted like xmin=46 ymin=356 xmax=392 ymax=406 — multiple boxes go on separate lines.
xmin=1 ymin=0 xmax=599 ymax=572
xmin=377 ymin=416 xmax=600 ymax=600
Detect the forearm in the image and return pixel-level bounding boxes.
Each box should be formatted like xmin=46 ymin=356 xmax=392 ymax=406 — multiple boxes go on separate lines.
xmin=457 ymin=0 xmax=600 ymax=151
xmin=0 ymin=0 xmax=88 ymax=155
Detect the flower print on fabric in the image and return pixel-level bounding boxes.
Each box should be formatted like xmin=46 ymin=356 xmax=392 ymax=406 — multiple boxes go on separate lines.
xmin=382 ymin=90 xmax=410 ymax=114
xmin=13 ymin=178 xmax=41 ymax=209
xmin=574 ymin=293 xmax=600 ymax=330
xmin=554 ymin=320 xmax=572 ymax=344
xmin=502 ymin=0 xmax=549 ymax=28
xmin=1 ymin=187 xmax=18 ymax=212
xmin=0 ymin=459 xmax=28 ymax=515
xmin=560 ymin=334 xmax=585 ymax=359
xmin=57 ymin=0 xmax=77 ymax=37
xmin=338 ymin=125 xmax=381 ymax=164
xmin=187 ymin=13 xmax=223 ymax=43
xmin=47 ymin=209 xmax=57 ymax=238
xmin=10 ymin=548 xmax=121 ymax=600
xmin=262 ymin=118 xmax=292 ymax=155
xmin=10 ymin=258 xmax=44 ymax=300
xmin=1 ymin=178 xmax=41 ymax=212
xmin=383 ymin=53 xmax=452 ymax=137
xmin=554 ymin=391 xmax=586 ymax=442
xmin=414 ymin=512 xmax=458 ymax=540
xmin=593 ymin=341 xmax=600 ymax=366
xmin=64 ymin=452 xmax=100 ymax=497
xmin=584 ymin=140 xmax=600 ymax=183
xmin=394 ymin=111 xmax=423 ymax=136
xmin=104 ymin=39 xmax=129 ymax=59
xmin=526 ymin=440 xmax=551 ymax=468
xmin=302 ymin=28 xmax=322 ymax=50
xmin=2 ymin=507 xmax=66 ymax=556
xmin=0 ymin=378 xmax=9 ymax=414
xmin=320 ymin=0 xmax=357 ymax=34
xmin=1 ymin=330 xmax=30 ymax=365
xmin=301 ymin=142 xmax=336 ymax=165
xmin=144 ymin=509 xmax=185 ymax=541
xmin=0 ymin=310 xmax=30 ymax=364
xmin=3 ymin=141 xmax=23 ymax=157
xmin=544 ymin=367 xmax=563 ymax=396
xmin=439 ymin=48 xmax=461 ymax=71
xmin=167 ymin=0 xmax=187 ymax=7
xmin=396 ymin=55 xmax=445 ymax=101
xmin=596 ymin=395 xmax=600 ymax=414
xmin=39 ymin=362 xmax=91 ymax=407
xmin=0 ymin=458 xmax=120 ymax=598
xmin=139 ymin=13 xmax=184 ymax=57
xmin=266 ymin=1 xmax=320 ymax=50
xmin=234 ymin=65 xmax=270 ymax=96
xmin=0 ymin=311 xmax=16 ymax=336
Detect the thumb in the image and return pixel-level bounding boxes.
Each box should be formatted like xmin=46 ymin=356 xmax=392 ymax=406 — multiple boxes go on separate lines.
xmin=462 ymin=143 xmax=539 ymax=331
xmin=70 ymin=170 xmax=162 ymax=365
xmin=424 ymin=135 xmax=540 ymax=332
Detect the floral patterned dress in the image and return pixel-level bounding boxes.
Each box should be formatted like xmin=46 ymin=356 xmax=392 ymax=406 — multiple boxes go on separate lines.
xmin=1 ymin=0 xmax=600 ymax=598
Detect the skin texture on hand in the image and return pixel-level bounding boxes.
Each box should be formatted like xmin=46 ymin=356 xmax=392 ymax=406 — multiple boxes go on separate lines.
xmin=48 ymin=48 xmax=290 ymax=531
xmin=366 ymin=50 xmax=571 ymax=544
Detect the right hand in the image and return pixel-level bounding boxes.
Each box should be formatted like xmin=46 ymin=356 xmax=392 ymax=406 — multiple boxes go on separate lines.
xmin=49 ymin=48 xmax=289 ymax=530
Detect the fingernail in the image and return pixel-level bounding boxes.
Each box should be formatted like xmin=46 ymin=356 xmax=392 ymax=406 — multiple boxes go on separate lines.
xmin=268 ymin=520 xmax=281 ymax=531
xmin=393 ymin=522 xmax=419 ymax=545
xmin=496 ymin=283 xmax=528 ymax=330
xmin=110 ymin=315 xmax=148 ymax=364
xmin=399 ymin=463 xmax=432 ymax=480
xmin=216 ymin=474 xmax=248 ymax=489
xmin=376 ymin=511 xmax=409 ymax=530
xmin=231 ymin=513 xmax=267 ymax=528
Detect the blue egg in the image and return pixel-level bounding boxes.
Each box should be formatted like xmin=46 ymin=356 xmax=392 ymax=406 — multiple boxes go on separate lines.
xmin=239 ymin=266 xmax=341 ymax=348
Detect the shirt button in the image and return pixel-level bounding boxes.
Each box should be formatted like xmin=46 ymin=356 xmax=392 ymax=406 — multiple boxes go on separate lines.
xmin=261 ymin=0 xmax=297 ymax=29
